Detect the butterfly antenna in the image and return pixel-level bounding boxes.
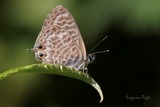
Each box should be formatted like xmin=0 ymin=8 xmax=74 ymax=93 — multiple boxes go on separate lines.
xmin=91 ymin=50 xmax=109 ymax=55
xmin=89 ymin=36 xmax=108 ymax=53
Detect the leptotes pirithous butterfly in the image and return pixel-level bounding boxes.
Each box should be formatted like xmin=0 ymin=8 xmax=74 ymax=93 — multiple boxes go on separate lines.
xmin=33 ymin=5 xmax=95 ymax=72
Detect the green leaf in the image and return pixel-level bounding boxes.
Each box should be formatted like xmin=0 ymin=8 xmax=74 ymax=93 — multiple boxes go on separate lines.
xmin=0 ymin=64 xmax=104 ymax=103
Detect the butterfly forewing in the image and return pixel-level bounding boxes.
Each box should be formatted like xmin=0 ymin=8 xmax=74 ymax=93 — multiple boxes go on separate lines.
xmin=34 ymin=5 xmax=87 ymax=70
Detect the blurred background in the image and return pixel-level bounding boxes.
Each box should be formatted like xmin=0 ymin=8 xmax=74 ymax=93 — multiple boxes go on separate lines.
xmin=0 ymin=0 xmax=160 ymax=107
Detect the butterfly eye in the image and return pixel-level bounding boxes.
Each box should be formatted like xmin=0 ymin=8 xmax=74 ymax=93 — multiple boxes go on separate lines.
xmin=36 ymin=44 xmax=45 ymax=50
xmin=38 ymin=52 xmax=46 ymax=58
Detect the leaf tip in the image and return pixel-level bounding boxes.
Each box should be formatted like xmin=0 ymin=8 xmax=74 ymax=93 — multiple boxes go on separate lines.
xmin=91 ymin=81 xmax=104 ymax=103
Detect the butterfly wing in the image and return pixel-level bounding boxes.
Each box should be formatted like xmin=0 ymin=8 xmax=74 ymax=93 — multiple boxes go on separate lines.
xmin=34 ymin=5 xmax=87 ymax=70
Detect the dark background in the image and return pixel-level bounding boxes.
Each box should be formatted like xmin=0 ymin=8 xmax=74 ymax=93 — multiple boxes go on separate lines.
xmin=0 ymin=0 xmax=160 ymax=107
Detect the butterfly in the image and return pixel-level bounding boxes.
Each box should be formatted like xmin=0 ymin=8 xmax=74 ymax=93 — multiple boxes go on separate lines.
xmin=33 ymin=5 xmax=96 ymax=72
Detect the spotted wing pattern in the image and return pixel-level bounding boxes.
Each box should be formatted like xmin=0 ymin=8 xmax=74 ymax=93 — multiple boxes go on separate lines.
xmin=33 ymin=5 xmax=87 ymax=71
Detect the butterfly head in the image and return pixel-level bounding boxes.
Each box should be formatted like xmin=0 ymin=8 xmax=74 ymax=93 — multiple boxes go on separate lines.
xmin=86 ymin=54 xmax=96 ymax=65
